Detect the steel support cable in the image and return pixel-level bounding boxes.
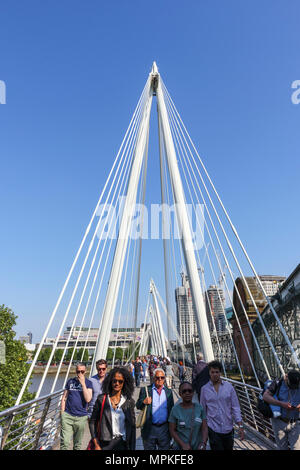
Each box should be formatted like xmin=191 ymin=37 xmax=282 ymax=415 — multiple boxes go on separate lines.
xmin=74 ymin=90 xmax=148 ymax=368
xmin=52 ymin=105 xmax=140 ymax=391
xmin=112 ymin=225 xmax=136 ymax=367
xmin=165 ymin=90 xmax=267 ymax=386
xmin=138 ymin=293 xmax=151 ymax=356
xmin=61 ymin=86 xmax=146 ymax=375
xmin=151 ymin=281 xmax=168 ymax=357
xmin=15 ymin=81 xmax=150 ymax=405
xmin=163 ymin=83 xmax=274 ymax=379
xmin=151 ymin=303 xmax=163 ymax=357
xmin=165 ymin=97 xmax=234 ymax=377
xmin=16 ymin=79 xmax=150 ymax=448
xmin=168 ymin=111 xmax=241 ymax=380
xmin=90 ymin=118 xmax=146 ymax=371
xmin=132 ymin=126 xmax=149 ymax=353
xmin=39 ymin=95 xmax=144 ymax=398
xmin=154 ymin=284 xmax=188 ymax=355
xmin=164 ymin=91 xmax=262 ymax=386
xmin=112 ymin=133 xmax=148 ymax=367
xmin=161 ymin=121 xmax=182 ymax=364
xmin=96 ymin=83 xmax=154 ymax=364
xmin=158 ymin=111 xmax=172 ymax=347
xmin=163 ymin=82 xmax=298 ymax=371
xmin=120 ymin=152 xmax=147 ymax=366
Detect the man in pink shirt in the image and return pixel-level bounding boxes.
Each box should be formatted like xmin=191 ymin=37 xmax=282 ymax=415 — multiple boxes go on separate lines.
xmin=200 ymin=360 xmax=244 ymax=450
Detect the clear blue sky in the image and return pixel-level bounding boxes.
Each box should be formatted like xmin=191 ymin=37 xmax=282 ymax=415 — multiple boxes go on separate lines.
xmin=0 ymin=1 xmax=299 ymax=342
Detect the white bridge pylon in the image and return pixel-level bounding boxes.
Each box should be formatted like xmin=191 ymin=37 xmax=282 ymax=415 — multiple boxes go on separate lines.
xmin=16 ymin=62 xmax=300 ymax=407
xmin=92 ymin=63 xmax=214 ymax=373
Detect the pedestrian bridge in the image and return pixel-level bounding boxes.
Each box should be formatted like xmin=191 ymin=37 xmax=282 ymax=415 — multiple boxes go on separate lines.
xmin=1 ymin=63 xmax=298 ymax=451
xmin=0 ymin=368 xmax=276 ymax=450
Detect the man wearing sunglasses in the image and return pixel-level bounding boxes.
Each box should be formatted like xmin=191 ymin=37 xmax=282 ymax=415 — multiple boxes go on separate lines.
xmin=88 ymin=359 xmax=108 ymax=418
xmin=60 ymin=363 xmax=93 ymax=450
xmin=136 ymin=368 xmax=174 ymax=450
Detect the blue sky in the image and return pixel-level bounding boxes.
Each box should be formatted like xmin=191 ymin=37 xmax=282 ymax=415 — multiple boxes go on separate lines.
xmin=0 ymin=1 xmax=299 ymax=342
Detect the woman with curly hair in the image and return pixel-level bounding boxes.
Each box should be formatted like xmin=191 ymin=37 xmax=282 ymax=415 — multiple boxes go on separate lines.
xmin=89 ymin=366 xmax=136 ymax=450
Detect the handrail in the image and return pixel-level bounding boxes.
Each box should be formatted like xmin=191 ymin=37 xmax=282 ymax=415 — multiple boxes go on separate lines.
xmin=0 ymin=389 xmax=64 ymax=419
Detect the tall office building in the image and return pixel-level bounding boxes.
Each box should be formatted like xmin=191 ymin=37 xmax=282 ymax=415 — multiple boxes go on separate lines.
xmin=175 ymin=272 xmax=198 ymax=345
xmin=205 ymin=285 xmax=226 ymax=333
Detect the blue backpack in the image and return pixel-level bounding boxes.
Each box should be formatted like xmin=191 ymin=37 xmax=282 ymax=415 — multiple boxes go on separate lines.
xmin=257 ymin=378 xmax=283 ymax=418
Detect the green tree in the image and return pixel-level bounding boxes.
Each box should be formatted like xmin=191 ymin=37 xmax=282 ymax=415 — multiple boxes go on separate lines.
xmin=115 ymin=347 xmax=123 ymax=361
xmin=106 ymin=348 xmax=113 ymax=361
xmin=0 ymin=305 xmax=35 ymax=411
xmin=77 ymin=348 xmax=88 ymax=362
xmin=54 ymin=348 xmax=64 ymax=363
xmin=65 ymin=347 xmax=75 ymax=362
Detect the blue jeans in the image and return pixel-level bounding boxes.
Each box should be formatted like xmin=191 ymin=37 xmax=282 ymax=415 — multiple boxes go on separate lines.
xmin=135 ymin=373 xmax=141 ymax=387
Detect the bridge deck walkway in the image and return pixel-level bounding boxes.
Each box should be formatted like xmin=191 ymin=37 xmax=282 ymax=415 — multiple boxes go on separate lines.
xmin=54 ymin=377 xmax=275 ymax=450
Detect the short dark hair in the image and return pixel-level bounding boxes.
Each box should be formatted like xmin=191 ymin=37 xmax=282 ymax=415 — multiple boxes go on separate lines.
xmin=76 ymin=362 xmax=86 ymax=369
xmin=96 ymin=359 xmax=107 ymax=368
xmin=208 ymin=360 xmax=222 ymax=372
xmin=179 ymin=381 xmax=193 ymax=394
xmin=102 ymin=367 xmax=134 ymax=399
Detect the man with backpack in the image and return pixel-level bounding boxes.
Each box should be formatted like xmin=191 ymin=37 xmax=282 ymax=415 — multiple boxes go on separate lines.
xmin=263 ymin=370 xmax=300 ymax=450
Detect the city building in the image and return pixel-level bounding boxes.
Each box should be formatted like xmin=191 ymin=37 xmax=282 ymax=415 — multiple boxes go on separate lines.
xmin=252 ymin=264 xmax=300 ymax=381
xmin=52 ymin=324 xmax=146 ymax=356
xmin=231 ymin=272 xmax=287 ymax=378
xmin=257 ymin=275 xmax=286 ymax=297
xmin=175 ymin=272 xmax=198 ymax=345
xmin=205 ymin=285 xmax=226 ymax=333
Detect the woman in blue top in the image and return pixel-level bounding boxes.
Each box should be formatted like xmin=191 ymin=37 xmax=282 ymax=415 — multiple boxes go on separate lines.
xmin=169 ymin=381 xmax=208 ymax=450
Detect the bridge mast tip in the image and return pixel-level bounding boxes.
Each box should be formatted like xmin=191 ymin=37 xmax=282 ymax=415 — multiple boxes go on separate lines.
xmin=151 ymin=62 xmax=159 ymax=75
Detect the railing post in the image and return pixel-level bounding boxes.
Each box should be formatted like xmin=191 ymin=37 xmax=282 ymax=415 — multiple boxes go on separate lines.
xmin=0 ymin=413 xmax=15 ymax=450
xmin=33 ymin=396 xmax=52 ymax=450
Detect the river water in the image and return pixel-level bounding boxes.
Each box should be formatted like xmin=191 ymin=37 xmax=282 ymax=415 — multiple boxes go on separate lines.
xmin=29 ymin=374 xmax=68 ymax=396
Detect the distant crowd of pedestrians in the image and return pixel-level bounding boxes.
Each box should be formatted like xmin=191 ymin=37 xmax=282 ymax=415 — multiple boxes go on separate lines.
xmin=59 ymin=353 xmax=300 ymax=451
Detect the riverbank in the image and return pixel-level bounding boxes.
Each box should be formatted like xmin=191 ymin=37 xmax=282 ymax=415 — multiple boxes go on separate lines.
xmin=33 ymin=365 xmax=91 ymax=374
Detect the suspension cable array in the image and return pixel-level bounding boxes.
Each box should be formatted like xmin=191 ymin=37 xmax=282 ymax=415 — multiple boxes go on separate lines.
xmin=16 ymin=62 xmax=299 ymax=414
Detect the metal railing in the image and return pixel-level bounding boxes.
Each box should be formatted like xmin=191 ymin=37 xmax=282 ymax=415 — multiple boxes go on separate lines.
xmin=172 ymin=364 xmax=276 ymax=444
xmin=0 ymin=389 xmax=64 ymax=450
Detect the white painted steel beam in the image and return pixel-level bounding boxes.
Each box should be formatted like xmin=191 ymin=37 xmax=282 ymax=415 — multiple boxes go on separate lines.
xmin=91 ymin=73 xmax=154 ymax=375
xmin=155 ymin=73 xmax=214 ymax=363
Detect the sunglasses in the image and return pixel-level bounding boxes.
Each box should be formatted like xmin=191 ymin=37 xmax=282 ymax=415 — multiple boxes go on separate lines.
xmin=76 ymin=370 xmax=85 ymax=374
xmin=97 ymin=367 xmax=107 ymax=371
xmin=155 ymin=376 xmax=165 ymax=380
xmin=181 ymin=389 xmax=193 ymax=394
xmin=112 ymin=379 xmax=124 ymax=384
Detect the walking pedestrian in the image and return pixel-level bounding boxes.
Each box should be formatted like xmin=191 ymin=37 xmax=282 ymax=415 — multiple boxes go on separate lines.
xmin=142 ymin=358 xmax=148 ymax=383
xmin=165 ymin=360 xmax=174 ymax=389
xmin=136 ymin=368 xmax=174 ymax=450
xmin=169 ymin=381 xmax=208 ymax=450
xmin=263 ymin=369 xmax=300 ymax=450
xmin=192 ymin=353 xmax=210 ymax=402
xmin=148 ymin=360 xmax=156 ymax=385
xmin=133 ymin=356 xmax=143 ymax=387
xmin=88 ymin=359 xmax=107 ymax=418
xmin=200 ymin=360 xmax=244 ymax=450
xmin=60 ymin=363 xmax=93 ymax=450
xmin=178 ymin=361 xmax=185 ymax=383
xmin=89 ymin=366 xmax=136 ymax=450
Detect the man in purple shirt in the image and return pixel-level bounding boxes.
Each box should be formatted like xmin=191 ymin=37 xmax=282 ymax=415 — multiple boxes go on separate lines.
xmin=200 ymin=360 xmax=244 ymax=450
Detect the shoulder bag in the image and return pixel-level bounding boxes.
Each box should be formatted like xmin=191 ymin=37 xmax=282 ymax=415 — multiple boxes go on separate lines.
xmin=86 ymin=394 xmax=107 ymax=450
xmin=136 ymin=386 xmax=149 ymax=429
